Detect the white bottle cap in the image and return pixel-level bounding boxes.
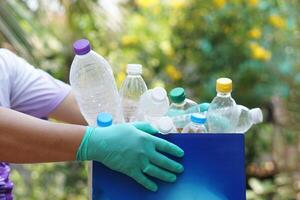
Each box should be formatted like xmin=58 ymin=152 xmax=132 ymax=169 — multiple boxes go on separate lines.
xmin=157 ymin=117 xmax=174 ymax=134
xmin=151 ymin=87 xmax=167 ymax=102
xmin=126 ymin=64 xmax=142 ymax=74
xmin=250 ymin=108 xmax=263 ymax=124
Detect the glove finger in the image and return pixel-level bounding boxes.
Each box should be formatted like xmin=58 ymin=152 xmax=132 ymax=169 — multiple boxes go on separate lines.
xmin=149 ymin=152 xmax=184 ymax=174
xmin=152 ymin=137 xmax=184 ymax=157
xmin=143 ymin=164 xmax=177 ymax=183
xmin=131 ymin=171 xmax=158 ymax=192
xmin=132 ymin=122 xmax=159 ymax=134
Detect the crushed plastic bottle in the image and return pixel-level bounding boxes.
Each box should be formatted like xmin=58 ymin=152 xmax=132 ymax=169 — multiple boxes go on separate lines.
xmin=119 ymin=64 xmax=147 ymax=122
xmin=70 ymin=39 xmax=123 ymax=125
xmin=235 ymin=105 xmax=263 ymax=133
xmin=182 ymin=113 xmax=207 ymax=133
xmin=207 ymin=78 xmax=240 ymax=133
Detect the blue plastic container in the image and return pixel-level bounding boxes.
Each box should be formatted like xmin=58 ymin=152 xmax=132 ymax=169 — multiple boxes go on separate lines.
xmin=92 ymin=134 xmax=246 ymax=200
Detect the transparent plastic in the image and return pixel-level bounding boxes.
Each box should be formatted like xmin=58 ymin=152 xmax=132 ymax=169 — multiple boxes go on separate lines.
xmin=155 ymin=117 xmax=177 ymax=135
xmin=234 ymin=105 xmax=263 ymax=133
xmin=70 ymin=50 xmax=123 ymax=125
xmin=136 ymin=87 xmax=169 ymax=122
xmin=207 ymin=92 xmax=240 ymax=133
xmin=182 ymin=122 xmax=207 ymax=133
xmin=119 ymin=65 xmax=147 ymax=122
xmin=167 ymin=99 xmax=197 ymax=130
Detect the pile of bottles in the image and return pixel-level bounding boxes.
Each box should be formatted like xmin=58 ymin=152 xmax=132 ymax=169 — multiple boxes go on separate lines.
xmin=70 ymin=39 xmax=263 ymax=134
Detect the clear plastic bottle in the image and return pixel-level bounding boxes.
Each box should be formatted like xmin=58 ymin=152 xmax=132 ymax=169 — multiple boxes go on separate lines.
xmin=186 ymin=102 xmax=210 ymax=114
xmin=69 ymin=39 xmax=123 ymax=125
xmin=167 ymin=87 xmax=197 ymax=131
xmin=119 ymin=64 xmax=147 ymax=122
xmin=182 ymin=113 xmax=207 ymax=133
xmin=136 ymin=87 xmax=169 ymax=123
xmin=207 ymin=78 xmax=240 ymax=133
xmin=185 ymin=102 xmax=210 ymax=130
xmin=235 ymin=105 xmax=263 ymax=133
xmin=155 ymin=117 xmax=177 ymax=135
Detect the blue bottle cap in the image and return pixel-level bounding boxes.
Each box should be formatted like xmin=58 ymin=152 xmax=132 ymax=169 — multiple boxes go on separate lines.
xmin=97 ymin=112 xmax=113 ymax=127
xmin=191 ymin=113 xmax=206 ymax=124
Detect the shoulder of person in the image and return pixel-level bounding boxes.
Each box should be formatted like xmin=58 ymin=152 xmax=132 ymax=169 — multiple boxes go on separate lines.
xmin=0 ymin=48 xmax=19 ymax=68
xmin=0 ymin=48 xmax=18 ymax=58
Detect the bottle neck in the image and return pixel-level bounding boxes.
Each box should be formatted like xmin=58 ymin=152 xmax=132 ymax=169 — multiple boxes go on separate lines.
xmin=127 ymin=73 xmax=142 ymax=77
xmin=216 ymin=92 xmax=231 ymax=97
xmin=76 ymin=51 xmax=92 ymax=59
xmin=172 ymin=100 xmax=186 ymax=107
xmin=191 ymin=121 xmax=205 ymax=127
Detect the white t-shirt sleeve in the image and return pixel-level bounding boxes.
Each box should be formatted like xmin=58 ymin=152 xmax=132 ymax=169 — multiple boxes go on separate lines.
xmin=0 ymin=49 xmax=71 ymax=118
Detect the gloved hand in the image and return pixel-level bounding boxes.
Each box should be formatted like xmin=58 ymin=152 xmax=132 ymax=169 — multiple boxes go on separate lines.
xmin=76 ymin=123 xmax=184 ymax=192
xmin=131 ymin=121 xmax=159 ymax=134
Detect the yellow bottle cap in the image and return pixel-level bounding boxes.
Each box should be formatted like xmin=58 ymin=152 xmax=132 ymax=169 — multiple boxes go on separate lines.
xmin=216 ymin=78 xmax=232 ymax=93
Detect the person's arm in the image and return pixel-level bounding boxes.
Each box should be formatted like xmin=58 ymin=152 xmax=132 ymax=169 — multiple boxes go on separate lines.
xmin=0 ymin=107 xmax=85 ymax=163
xmin=0 ymin=106 xmax=184 ymax=191
xmin=49 ymin=91 xmax=87 ymax=125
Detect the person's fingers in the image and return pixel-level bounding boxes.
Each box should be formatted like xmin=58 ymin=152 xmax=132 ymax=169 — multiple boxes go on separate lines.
xmin=152 ymin=136 xmax=184 ymax=157
xmin=132 ymin=122 xmax=159 ymax=134
xmin=149 ymin=152 xmax=184 ymax=174
xmin=143 ymin=164 xmax=177 ymax=183
xmin=131 ymin=171 xmax=158 ymax=192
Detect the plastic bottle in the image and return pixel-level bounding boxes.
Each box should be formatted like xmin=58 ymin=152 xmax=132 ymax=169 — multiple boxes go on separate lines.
xmin=207 ymin=78 xmax=240 ymax=133
xmin=167 ymin=87 xmax=197 ymax=131
xmin=182 ymin=113 xmax=207 ymax=133
xmin=235 ymin=105 xmax=263 ymax=133
xmin=155 ymin=117 xmax=177 ymax=135
xmin=89 ymin=112 xmax=113 ymax=200
xmin=69 ymin=39 xmax=123 ymax=125
xmin=185 ymin=102 xmax=210 ymax=115
xmin=185 ymin=102 xmax=210 ymax=130
xmin=119 ymin=64 xmax=147 ymax=122
xmin=136 ymin=87 xmax=169 ymax=123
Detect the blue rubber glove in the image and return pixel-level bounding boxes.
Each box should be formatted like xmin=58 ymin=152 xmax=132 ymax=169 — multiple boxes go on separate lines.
xmin=76 ymin=123 xmax=184 ymax=192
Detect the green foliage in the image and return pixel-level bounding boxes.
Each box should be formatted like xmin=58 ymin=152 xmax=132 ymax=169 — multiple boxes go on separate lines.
xmin=10 ymin=162 xmax=88 ymax=200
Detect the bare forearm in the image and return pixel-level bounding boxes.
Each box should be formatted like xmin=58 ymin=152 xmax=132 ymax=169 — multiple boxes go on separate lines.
xmin=0 ymin=107 xmax=86 ymax=163
xmin=49 ymin=91 xmax=87 ymax=125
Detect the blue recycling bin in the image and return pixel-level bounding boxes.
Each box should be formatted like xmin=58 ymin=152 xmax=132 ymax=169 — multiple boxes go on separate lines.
xmin=92 ymin=134 xmax=246 ymax=200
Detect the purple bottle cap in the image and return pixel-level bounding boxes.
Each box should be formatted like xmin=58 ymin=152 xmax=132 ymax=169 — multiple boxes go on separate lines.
xmin=73 ymin=39 xmax=91 ymax=55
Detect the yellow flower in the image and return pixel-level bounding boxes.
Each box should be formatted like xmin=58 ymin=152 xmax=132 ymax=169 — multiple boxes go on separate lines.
xmin=170 ymin=0 xmax=186 ymax=9
xmin=160 ymin=41 xmax=174 ymax=57
xmin=165 ymin=65 xmax=182 ymax=81
xmin=247 ymin=0 xmax=259 ymax=7
xmin=135 ymin=0 xmax=160 ymax=8
xmin=249 ymin=43 xmax=272 ymax=61
xmin=153 ymin=6 xmax=161 ymax=15
xmin=269 ymin=15 xmax=286 ymax=29
xmin=248 ymin=27 xmax=262 ymax=39
xmin=121 ymin=35 xmax=139 ymax=46
xmin=213 ymin=0 xmax=227 ymax=8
